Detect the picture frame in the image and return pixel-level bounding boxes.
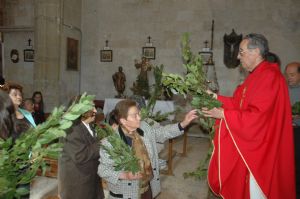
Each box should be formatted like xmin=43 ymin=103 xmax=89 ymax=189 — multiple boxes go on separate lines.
xmin=24 ymin=49 xmax=34 ymax=62
xmin=142 ymin=47 xmax=155 ymax=60
xmin=199 ymin=51 xmax=213 ymax=65
xmin=100 ymin=50 xmax=113 ymax=62
xmin=66 ymin=37 xmax=79 ymax=70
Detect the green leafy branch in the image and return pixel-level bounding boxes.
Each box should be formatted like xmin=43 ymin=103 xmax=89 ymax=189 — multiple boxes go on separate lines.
xmin=292 ymin=101 xmax=300 ymax=115
xmin=93 ymin=123 xmax=114 ymax=140
xmin=102 ymin=131 xmax=140 ymax=174
xmin=140 ymin=64 xmax=176 ymax=124
xmin=0 ymin=93 xmax=94 ymax=198
xmin=162 ymin=33 xmax=222 ymax=179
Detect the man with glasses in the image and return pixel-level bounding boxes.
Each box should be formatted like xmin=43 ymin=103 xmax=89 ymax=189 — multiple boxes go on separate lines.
xmin=202 ymin=33 xmax=295 ymax=198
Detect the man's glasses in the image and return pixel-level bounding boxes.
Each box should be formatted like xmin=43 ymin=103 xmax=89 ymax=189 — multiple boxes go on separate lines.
xmin=238 ymin=49 xmax=248 ymax=56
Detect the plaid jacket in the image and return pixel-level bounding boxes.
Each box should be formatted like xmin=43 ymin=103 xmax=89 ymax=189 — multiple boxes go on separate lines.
xmin=98 ymin=121 xmax=183 ymax=199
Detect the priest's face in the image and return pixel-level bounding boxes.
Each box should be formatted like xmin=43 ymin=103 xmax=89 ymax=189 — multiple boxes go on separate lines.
xmin=122 ymin=106 xmax=141 ymax=131
xmin=238 ymin=39 xmax=260 ymax=72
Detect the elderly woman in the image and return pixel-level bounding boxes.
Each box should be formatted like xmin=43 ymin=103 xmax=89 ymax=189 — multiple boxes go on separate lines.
xmin=98 ymin=99 xmax=198 ymax=199
xmin=58 ymin=96 xmax=104 ymax=199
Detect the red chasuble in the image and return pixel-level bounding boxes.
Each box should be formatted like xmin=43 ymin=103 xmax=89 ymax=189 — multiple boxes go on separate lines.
xmin=208 ymin=61 xmax=296 ymax=199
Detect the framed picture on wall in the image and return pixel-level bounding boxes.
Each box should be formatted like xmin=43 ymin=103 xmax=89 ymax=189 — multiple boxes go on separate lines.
xmin=100 ymin=50 xmax=113 ymax=62
xmin=24 ymin=49 xmax=34 ymax=62
xmin=66 ymin=37 xmax=79 ymax=70
xmin=142 ymin=47 xmax=155 ymax=59
xmin=199 ymin=51 xmax=213 ymax=65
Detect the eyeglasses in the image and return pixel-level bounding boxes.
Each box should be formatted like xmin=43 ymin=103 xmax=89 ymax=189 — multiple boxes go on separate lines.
xmin=127 ymin=111 xmax=141 ymax=119
xmin=238 ymin=49 xmax=248 ymax=56
xmin=238 ymin=48 xmax=256 ymax=57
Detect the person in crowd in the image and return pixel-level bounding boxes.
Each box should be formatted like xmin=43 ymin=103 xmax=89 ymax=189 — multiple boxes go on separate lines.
xmin=23 ymin=98 xmax=35 ymax=114
xmin=285 ymin=62 xmax=300 ymax=198
xmin=4 ymin=83 xmax=36 ymax=199
xmin=0 ymin=75 xmax=6 ymax=89
xmin=31 ymin=91 xmax=45 ymax=124
xmin=58 ymin=95 xmax=104 ymax=199
xmin=0 ymin=90 xmax=16 ymax=140
xmin=285 ymin=62 xmax=300 ymax=109
xmin=202 ymin=33 xmax=295 ymax=198
xmin=98 ymin=99 xmax=198 ymax=199
xmin=105 ymin=109 xmax=119 ymax=130
xmin=7 ymin=83 xmax=36 ymax=139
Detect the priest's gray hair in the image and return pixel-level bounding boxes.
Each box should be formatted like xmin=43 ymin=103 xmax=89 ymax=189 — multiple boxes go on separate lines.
xmin=244 ymin=33 xmax=269 ymax=58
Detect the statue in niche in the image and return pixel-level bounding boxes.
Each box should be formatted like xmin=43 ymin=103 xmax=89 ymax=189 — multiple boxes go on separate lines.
xmin=223 ymin=29 xmax=242 ymax=68
xmin=131 ymin=57 xmax=152 ymax=99
xmin=112 ymin=66 xmax=126 ymax=98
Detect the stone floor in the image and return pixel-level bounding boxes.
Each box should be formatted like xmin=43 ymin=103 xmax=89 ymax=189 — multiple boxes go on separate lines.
xmin=156 ymin=134 xmax=212 ymax=199
xmin=30 ymin=132 xmax=215 ymax=199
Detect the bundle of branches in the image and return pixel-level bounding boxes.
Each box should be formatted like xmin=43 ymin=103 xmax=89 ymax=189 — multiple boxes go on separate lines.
xmin=93 ymin=123 xmax=114 ymax=140
xmin=0 ymin=93 xmax=94 ymax=198
xmin=161 ymin=33 xmax=222 ymax=179
xmin=101 ymin=128 xmax=140 ymax=174
xmin=141 ymin=65 xmax=176 ymax=123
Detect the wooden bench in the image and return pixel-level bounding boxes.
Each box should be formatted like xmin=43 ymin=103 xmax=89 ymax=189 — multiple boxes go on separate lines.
xmin=161 ymin=131 xmax=188 ymax=176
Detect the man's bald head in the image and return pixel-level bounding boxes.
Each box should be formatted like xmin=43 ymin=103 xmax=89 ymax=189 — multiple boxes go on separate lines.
xmin=285 ymin=62 xmax=300 ymax=86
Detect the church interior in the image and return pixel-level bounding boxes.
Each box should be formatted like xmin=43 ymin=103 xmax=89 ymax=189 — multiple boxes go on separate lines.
xmin=0 ymin=0 xmax=299 ymax=199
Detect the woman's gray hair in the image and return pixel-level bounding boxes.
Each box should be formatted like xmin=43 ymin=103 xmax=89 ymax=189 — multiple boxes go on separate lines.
xmin=244 ymin=33 xmax=269 ymax=58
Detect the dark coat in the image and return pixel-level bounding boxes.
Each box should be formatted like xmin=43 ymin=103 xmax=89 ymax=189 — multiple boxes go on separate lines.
xmin=58 ymin=122 xmax=104 ymax=199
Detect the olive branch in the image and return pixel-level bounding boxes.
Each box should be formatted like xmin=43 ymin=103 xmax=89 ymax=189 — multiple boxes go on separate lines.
xmin=0 ymin=93 xmax=94 ymax=198
xmin=162 ymin=33 xmax=222 ymax=179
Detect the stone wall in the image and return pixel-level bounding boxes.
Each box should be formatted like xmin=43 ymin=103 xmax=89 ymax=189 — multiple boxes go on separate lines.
xmin=1 ymin=0 xmax=82 ymax=111
xmin=81 ymin=0 xmax=300 ymax=100
xmin=2 ymin=0 xmax=300 ymax=110
xmin=2 ymin=0 xmax=34 ymax=98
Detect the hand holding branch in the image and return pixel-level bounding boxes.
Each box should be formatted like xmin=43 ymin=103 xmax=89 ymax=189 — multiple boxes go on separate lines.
xmin=180 ymin=109 xmax=199 ymax=128
xmin=201 ymin=107 xmax=224 ymax=119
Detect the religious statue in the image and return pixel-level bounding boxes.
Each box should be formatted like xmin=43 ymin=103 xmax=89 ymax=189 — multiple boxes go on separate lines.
xmin=112 ymin=66 xmax=126 ymax=98
xmin=131 ymin=57 xmax=152 ymax=99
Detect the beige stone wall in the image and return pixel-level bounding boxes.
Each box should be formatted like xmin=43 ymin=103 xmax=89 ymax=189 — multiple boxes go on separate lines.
xmin=81 ymin=0 xmax=300 ymax=100
xmin=2 ymin=0 xmax=82 ymax=111
xmin=2 ymin=0 xmax=300 ymax=110
xmin=59 ymin=0 xmax=82 ymax=107
xmin=2 ymin=0 xmax=34 ymax=98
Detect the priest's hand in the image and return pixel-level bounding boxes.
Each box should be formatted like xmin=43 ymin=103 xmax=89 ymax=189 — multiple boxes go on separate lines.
xmin=119 ymin=171 xmax=142 ymax=180
xmin=180 ymin=109 xmax=199 ymax=128
xmin=201 ymin=107 xmax=224 ymax=119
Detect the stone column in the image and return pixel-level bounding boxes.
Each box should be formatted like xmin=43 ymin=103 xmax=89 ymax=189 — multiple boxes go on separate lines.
xmin=34 ymin=0 xmax=62 ymax=112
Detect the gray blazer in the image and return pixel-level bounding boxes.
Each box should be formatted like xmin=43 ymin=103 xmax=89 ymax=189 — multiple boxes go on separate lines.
xmin=98 ymin=121 xmax=183 ymax=199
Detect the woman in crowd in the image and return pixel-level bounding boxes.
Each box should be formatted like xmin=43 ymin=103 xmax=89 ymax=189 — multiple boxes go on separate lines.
xmin=31 ymin=91 xmax=45 ymax=124
xmin=0 ymin=90 xmax=16 ymax=140
xmin=7 ymin=83 xmax=36 ymax=139
xmin=98 ymin=99 xmax=198 ymax=199
xmin=58 ymin=96 xmax=104 ymax=199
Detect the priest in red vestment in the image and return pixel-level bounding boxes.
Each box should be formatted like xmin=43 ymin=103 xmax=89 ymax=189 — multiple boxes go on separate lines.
xmin=202 ymin=33 xmax=295 ymax=199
